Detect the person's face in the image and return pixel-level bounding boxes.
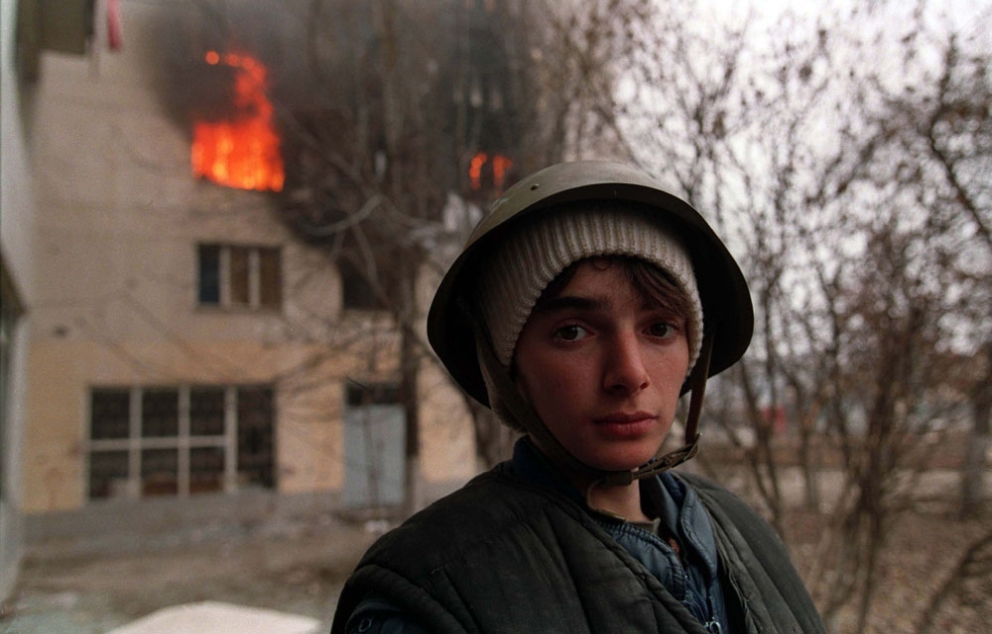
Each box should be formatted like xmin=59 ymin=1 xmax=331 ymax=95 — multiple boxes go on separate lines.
xmin=514 ymin=259 xmax=690 ymax=472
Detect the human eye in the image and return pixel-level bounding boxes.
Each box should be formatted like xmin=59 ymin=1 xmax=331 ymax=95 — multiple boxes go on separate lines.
xmin=646 ymin=321 xmax=678 ymax=339
xmin=553 ymin=324 xmax=589 ymax=342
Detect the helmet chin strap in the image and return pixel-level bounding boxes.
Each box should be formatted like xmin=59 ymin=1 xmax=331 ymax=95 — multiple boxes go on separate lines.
xmin=474 ymin=324 xmax=714 ymax=490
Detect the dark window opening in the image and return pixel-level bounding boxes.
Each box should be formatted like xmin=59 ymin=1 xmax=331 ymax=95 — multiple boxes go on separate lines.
xmin=141 ymin=389 xmax=178 ymax=437
xmin=89 ymin=450 xmax=129 ymax=499
xmin=190 ymin=447 xmax=225 ymax=494
xmin=229 ymin=246 xmax=250 ymax=306
xmin=190 ymin=387 xmax=225 ymax=435
xmin=237 ymin=386 xmax=275 ymax=488
xmin=259 ymin=247 xmax=282 ymax=308
xmin=347 ymin=383 xmax=401 ymax=406
xmin=340 ymin=259 xmax=384 ymax=310
xmin=142 ymin=448 xmax=178 ymax=496
xmin=198 ymin=244 xmax=221 ymax=304
xmin=91 ymin=389 xmax=131 ymax=439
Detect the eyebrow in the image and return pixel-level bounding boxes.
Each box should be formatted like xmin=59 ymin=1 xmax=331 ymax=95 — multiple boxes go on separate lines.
xmin=532 ymin=295 xmax=609 ymax=314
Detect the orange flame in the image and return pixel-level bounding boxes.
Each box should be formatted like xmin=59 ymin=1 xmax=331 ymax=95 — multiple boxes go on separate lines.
xmin=191 ymin=51 xmax=284 ymax=192
xmin=469 ymin=152 xmax=488 ymax=190
xmin=469 ymin=152 xmax=512 ymax=192
xmin=491 ymin=154 xmax=512 ymax=190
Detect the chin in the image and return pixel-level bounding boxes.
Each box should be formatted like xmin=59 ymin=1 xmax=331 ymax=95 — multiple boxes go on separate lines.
xmin=585 ymin=447 xmax=659 ymax=473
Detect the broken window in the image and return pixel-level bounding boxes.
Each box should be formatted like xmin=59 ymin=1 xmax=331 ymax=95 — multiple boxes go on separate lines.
xmin=87 ymin=385 xmax=276 ymax=501
xmin=197 ymin=243 xmax=282 ymax=310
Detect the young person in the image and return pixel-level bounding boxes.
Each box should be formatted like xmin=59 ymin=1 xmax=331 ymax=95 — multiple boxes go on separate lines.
xmin=331 ymin=161 xmax=826 ymax=634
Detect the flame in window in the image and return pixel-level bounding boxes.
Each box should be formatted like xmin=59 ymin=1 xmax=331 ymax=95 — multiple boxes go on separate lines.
xmin=469 ymin=152 xmax=488 ymax=190
xmin=469 ymin=152 xmax=512 ymax=192
xmin=191 ymin=51 xmax=284 ymax=192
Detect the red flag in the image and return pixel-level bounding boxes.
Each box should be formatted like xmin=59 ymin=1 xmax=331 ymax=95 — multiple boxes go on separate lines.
xmin=107 ymin=0 xmax=123 ymax=51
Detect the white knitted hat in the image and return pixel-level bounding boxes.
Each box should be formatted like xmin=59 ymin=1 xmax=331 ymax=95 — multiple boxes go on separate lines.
xmin=476 ymin=204 xmax=704 ymax=372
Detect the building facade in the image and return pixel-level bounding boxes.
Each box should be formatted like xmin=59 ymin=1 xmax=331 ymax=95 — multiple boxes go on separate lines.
xmin=1 ymin=0 xmax=38 ymax=602
xmin=14 ymin=0 xmax=478 ymax=557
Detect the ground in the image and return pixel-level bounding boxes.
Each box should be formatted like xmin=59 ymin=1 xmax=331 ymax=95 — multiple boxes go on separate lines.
xmin=1 ymin=517 xmax=381 ymax=633
xmin=2 ymin=500 xmax=990 ymax=633
xmin=784 ymin=508 xmax=991 ymax=633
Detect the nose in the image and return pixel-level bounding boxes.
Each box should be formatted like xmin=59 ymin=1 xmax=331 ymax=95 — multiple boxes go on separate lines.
xmin=603 ymin=331 xmax=650 ymax=395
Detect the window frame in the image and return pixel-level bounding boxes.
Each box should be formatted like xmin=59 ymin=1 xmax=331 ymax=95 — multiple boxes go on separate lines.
xmin=197 ymin=243 xmax=282 ymax=312
xmin=86 ymin=385 xmax=276 ymax=502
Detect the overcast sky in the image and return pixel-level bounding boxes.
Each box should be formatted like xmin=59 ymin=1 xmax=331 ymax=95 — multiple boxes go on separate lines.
xmin=701 ymin=0 xmax=991 ymax=42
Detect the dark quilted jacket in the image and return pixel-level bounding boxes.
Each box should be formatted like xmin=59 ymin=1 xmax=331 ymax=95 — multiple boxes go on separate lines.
xmin=330 ymin=463 xmax=825 ymax=634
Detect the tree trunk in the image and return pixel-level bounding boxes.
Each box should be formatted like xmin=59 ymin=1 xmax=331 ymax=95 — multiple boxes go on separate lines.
xmin=961 ymin=341 xmax=991 ymax=519
xmin=400 ymin=320 xmax=422 ymax=517
xmin=798 ymin=420 xmax=821 ymax=511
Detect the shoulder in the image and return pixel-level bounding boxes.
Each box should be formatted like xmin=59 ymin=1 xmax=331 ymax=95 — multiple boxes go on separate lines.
xmin=331 ymin=466 xmax=625 ymax=633
xmin=362 ymin=464 xmax=586 ymax=568
xmin=331 ymin=470 xmax=539 ymax=633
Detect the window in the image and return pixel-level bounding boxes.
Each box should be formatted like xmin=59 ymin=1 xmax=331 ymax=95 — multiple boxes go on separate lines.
xmin=87 ymin=385 xmax=276 ymax=501
xmin=198 ymin=244 xmax=281 ymax=310
xmin=237 ymin=386 xmax=276 ymax=489
xmin=340 ymin=259 xmax=385 ymax=310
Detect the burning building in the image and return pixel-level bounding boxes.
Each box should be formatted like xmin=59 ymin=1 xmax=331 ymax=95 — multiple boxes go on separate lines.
xmin=12 ymin=0 xmax=502 ymax=551
xmin=191 ymin=50 xmax=285 ymax=193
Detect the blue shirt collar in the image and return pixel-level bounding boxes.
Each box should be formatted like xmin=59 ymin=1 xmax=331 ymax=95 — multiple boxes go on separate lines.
xmin=510 ymin=437 xmax=719 ymax=581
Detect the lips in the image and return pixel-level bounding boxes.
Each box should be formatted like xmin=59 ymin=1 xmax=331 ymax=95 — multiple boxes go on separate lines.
xmin=593 ymin=411 xmax=657 ymax=439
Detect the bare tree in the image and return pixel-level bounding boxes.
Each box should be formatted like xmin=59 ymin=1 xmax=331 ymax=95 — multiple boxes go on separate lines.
xmin=580 ymin=0 xmax=991 ymax=629
xmin=884 ymin=26 xmax=992 ymax=520
xmin=271 ymin=0 xmax=529 ymax=511
xmin=271 ymin=0 xmax=634 ymax=496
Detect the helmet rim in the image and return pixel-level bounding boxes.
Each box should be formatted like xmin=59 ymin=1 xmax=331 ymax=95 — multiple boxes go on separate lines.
xmin=427 ymin=160 xmax=754 ymax=407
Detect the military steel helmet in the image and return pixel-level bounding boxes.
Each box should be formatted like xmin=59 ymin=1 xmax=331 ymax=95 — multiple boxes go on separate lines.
xmin=427 ymin=160 xmax=754 ymax=407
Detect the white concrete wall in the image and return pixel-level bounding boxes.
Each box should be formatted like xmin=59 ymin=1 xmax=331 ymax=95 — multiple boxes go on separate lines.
xmin=21 ymin=0 xmax=478 ymax=519
xmin=1 ymin=0 xmax=37 ymax=601
xmin=22 ymin=31 xmax=352 ymax=510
